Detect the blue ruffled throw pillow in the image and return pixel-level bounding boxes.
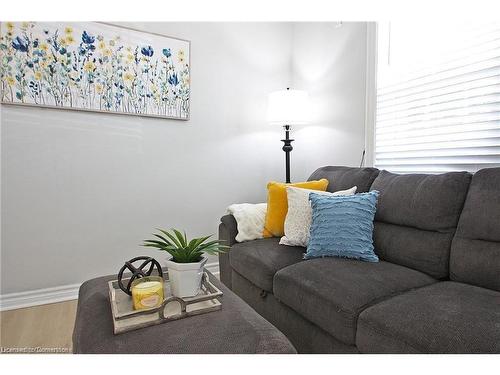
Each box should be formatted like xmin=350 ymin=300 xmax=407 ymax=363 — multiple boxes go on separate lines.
xmin=306 ymin=191 xmax=379 ymax=262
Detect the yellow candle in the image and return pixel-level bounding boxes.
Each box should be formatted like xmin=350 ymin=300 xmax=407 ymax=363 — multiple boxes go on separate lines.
xmin=131 ymin=277 xmax=164 ymax=310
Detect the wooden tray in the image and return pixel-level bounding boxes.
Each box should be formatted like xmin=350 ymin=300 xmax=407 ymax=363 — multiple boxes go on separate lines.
xmin=108 ymin=272 xmax=222 ymax=334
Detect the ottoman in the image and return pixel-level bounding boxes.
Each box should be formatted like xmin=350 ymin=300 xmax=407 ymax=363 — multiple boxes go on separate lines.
xmin=72 ymin=271 xmax=296 ymax=353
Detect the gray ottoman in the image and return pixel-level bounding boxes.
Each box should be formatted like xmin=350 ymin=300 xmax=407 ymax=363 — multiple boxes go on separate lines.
xmin=72 ymin=271 xmax=296 ymax=354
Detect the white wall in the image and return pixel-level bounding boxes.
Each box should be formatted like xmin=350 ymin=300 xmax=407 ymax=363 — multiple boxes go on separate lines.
xmin=0 ymin=22 xmax=368 ymax=296
xmin=0 ymin=22 xmax=293 ymax=294
xmin=291 ymin=22 xmax=368 ymax=180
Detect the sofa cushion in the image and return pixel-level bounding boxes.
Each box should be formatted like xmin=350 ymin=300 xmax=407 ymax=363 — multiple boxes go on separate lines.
xmin=264 ymin=179 xmax=329 ymax=238
xmin=306 ymin=191 xmax=379 ymax=262
xmin=229 ymin=238 xmax=304 ymax=292
xmin=308 ymin=166 xmax=379 ymax=193
xmin=370 ymin=170 xmax=471 ymax=278
xmin=356 ymin=281 xmax=500 ymax=353
xmin=273 ymin=258 xmax=435 ymax=345
xmin=279 ymin=185 xmax=356 ymax=247
xmin=450 ymin=167 xmax=500 ymax=291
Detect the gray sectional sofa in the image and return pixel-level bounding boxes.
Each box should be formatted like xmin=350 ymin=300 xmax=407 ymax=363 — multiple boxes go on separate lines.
xmin=218 ymin=166 xmax=500 ymax=353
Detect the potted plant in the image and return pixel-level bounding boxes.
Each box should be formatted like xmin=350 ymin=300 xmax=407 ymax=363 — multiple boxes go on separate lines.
xmin=143 ymin=228 xmax=228 ymax=298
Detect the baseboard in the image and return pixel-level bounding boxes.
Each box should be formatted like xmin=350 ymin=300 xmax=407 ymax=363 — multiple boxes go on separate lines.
xmin=0 ymin=262 xmax=220 ymax=311
xmin=205 ymin=261 xmax=220 ymax=277
xmin=0 ymin=283 xmax=81 ymax=312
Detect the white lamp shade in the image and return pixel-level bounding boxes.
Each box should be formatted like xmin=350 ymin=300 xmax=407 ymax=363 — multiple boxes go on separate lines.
xmin=267 ymin=89 xmax=309 ymax=126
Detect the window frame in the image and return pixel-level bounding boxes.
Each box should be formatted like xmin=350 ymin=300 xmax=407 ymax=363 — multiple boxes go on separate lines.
xmin=364 ymin=22 xmax=378 ymax=168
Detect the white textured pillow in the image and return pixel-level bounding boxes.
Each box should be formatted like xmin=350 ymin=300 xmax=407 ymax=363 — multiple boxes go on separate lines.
xmin=227 ymin=203 xmax=267 ymax=242
xmin=279 ymin=186 xmax=357 ymax=247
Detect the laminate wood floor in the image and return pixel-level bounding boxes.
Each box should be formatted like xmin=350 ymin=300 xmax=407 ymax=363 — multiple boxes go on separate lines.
xmin=0 ymin=300 xmax=77 ymax=354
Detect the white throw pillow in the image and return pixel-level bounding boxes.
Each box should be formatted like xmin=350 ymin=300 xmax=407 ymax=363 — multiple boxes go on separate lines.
xmin=279 ymin=186 xmax=357 ymax=247
xmin=226 ymin=203 xmax=267 ymax=242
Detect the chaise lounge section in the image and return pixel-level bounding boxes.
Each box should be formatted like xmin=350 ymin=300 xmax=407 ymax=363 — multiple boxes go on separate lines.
xmin=218 ymin=166 xmax=500 ymax=353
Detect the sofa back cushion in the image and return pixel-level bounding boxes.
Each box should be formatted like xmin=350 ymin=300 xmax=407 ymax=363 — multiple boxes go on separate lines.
xmin=308 ymin=166 xmax=379 ymax=193
xmin=450 ymin=167 xmax=500 ymax=291
xmin=370 ymin=170 xmax=472 ymax=279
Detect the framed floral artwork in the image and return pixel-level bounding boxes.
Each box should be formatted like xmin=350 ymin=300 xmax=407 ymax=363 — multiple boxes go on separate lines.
xmin=0 ymin=22 xmax=190 ymax=120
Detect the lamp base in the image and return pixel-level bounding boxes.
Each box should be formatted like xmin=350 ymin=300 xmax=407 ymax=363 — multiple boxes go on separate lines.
xmin=281 ymin=125 xmax=294 ymax=183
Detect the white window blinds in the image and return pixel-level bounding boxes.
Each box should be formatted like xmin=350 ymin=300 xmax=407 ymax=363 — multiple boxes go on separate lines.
xmin=375 ymin=21 xmax=500 ymax=173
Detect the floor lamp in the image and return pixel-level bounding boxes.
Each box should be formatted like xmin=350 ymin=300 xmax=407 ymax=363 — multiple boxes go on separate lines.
xmin=267 ymin=88 xmax=309 ymax=183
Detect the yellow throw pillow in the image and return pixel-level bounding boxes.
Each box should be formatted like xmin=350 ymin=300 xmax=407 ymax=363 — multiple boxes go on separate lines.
xmin=263 ymin=179 xmax=329 ymax=238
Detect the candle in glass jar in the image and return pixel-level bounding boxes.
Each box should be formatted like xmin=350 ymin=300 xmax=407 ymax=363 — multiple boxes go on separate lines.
xmin=131 ymin=277 xmax=164 ymax=310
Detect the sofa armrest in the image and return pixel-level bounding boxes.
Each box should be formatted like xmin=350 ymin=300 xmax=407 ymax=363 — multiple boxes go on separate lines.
xmin=219 ymin=214 xmax=238 ymax=246
xmin=218 ymin=214 xmax=238 ymax=289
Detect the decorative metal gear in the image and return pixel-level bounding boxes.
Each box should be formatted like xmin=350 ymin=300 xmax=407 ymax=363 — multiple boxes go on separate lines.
xmin=117 ymin=256 xmax=163 ymax=295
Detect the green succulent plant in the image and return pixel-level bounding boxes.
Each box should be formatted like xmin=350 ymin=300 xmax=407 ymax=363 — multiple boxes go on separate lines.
xmin=143 ymin=228 xmax=229 ymax=263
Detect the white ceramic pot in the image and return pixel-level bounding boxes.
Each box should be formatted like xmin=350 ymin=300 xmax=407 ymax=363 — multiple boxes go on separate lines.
xmin=165 ymin=256 xmax=208 ymax=298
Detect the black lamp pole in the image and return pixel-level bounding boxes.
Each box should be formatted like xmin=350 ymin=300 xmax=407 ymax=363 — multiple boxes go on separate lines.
xmin=281 ymin=125 xmax=294 ymax=183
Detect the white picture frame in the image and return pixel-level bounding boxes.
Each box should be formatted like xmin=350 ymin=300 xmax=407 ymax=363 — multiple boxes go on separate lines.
xmin=0 ymin=22 xmax=191 ymax=120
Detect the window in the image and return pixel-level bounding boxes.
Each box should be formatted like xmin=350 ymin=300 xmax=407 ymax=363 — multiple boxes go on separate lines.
xmin=374 ymin=21 xmax=500 ymax=173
